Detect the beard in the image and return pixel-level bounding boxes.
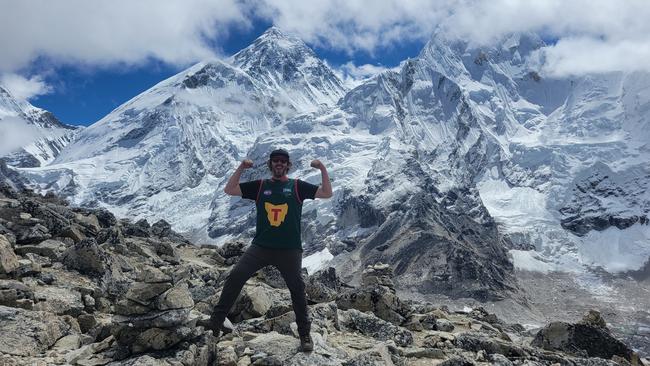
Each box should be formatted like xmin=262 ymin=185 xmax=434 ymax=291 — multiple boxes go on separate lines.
xmin=272 ymin=166 xmax=286 ymax=177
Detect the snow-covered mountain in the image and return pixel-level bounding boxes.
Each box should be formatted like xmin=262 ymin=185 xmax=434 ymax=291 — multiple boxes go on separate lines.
xmin=0 ymin=86 xmax=78 ymax=167
xmin=19 ymin=27 xmax=650 ymax=300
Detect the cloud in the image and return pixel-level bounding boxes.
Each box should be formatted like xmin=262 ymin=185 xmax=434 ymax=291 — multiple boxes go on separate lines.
xmin=0 ymin=117 xmax=45 ymax=156
xmin=334 ymin=62 xmax=401 ymax=88
xmin=0 ymin=0 xmax=248 ymax=72
xmin=250 ymin=0 xmax=650 ymax=76
xmin=1 ymin=0 xmax=649 ymax=77
xmin=0 ymin=73 xmax=52 ymax=101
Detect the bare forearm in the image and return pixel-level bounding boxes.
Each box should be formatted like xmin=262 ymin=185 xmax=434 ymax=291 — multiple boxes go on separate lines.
xmin=320 ymin=167 xmax=332 ymax=195
xmin=224 ymin=165 xmax=245 ymax=195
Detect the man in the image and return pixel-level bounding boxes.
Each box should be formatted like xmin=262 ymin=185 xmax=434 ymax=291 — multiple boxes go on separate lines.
xmin=208 ymin=148 xmax=333 ymax=352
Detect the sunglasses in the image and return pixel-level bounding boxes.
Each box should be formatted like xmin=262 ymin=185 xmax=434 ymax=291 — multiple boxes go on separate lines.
xmin=271 ymin=158 xmax=289 ymax=164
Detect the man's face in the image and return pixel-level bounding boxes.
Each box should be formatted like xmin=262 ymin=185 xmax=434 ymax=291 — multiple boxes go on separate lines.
xmin=271 ymin=157 xmax=289 ymax=177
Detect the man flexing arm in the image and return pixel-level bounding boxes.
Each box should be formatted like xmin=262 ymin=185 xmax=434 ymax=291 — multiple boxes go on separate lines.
xmin=310 ymin=159 xmax=333 ymax=199
xmin=223 ymin=159 xmax=253 ymax=196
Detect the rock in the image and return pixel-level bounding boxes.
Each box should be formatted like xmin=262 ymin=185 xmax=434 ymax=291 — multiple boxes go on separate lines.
xmin=62 ymin=238 xmax=110 ymax=276
xmin=0 ymin=305 xmax=74 ymax=356
xmin=217 ymin=344 xmax=238 ymax=366
xmin=155 ymin=282 xmax=194 ymax=310
xmin=114 ymin=308 xmax=192 ymax=329
xmin=15 ymin=223 xmax=51 ymax=244
xmin=18 ymin=198 xmax=71 ymax=235
xmin=77 ymin=313 xmax=97 ymax=333
xmin=32 ymin=286 xmax=85 ymax=316
xmin=93 ymin=208 xmax=117 ymax=228
xmin=121 ymin=218 xmax=150 ymax=237
xmin=14 ymin=258 xmax=41 ymax=277
xmin=340 ymin=308 xmax=413 ymax=347
xmin=361 ymin=263 xmax=395 ymax=288
xmin=131 ymin=326 xmax=195 ymax=353
xmin=136 ymin=266 xmax=172 ymax=283
xmin=13 ymin=239 xmax=67 ymax=261
xmin=221 ymin=241 xmax=247 ymax=259
xmin=258 ymin=266 xmax=286 ymax=288
xmin=228 ymin=283 xmax=290 ymax=322
xmin=0 ymin=234 xmax=19 ymax=275
xmin=74 ymin=213 xmax=102 ymax=235
xmin=126 ymin=282 xmax=173 ymax=306
xmin=51 ymin=333 xmax=82 ymax=352
xmin=456 ymin=332 xmax=530 ymax=358
xmin=0 ymin=279 xmax=35 ymax=308
xmin=59 ymin=224 xmax=86 ymax=243
xmin=336 ymin=283 xmax=410 ymax=325
xmin=151 ymin=219 xmax=172 ymax=237
xmin=579 ymin=310 xmax=607 ymax=329
xmin=305 ymin=267 xmax=341 ymax=303
xmin=531 ymin=321 xmax=638 ymax=363
xmin=439 ymin=355 xmax=476 ymax=366
xmin=114 ymin=299 xmax=153 ymax=316
xmin=436 ymin=318 xmax=456 ymax=332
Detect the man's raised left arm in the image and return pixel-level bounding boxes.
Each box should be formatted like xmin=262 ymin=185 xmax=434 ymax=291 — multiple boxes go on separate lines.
xmin=310 ymin=159 xmax=333 ymax=199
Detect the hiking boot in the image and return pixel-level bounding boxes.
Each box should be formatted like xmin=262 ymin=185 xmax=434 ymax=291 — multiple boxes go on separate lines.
xmin=299 ymin=333 xmax=313 ymax=352
xmin=206 ymin=316 xmax=234 ymax=337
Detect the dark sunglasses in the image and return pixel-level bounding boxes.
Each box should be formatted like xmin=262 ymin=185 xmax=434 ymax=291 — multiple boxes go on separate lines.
xmin=271 ymin=158 xmax=289 ymax=164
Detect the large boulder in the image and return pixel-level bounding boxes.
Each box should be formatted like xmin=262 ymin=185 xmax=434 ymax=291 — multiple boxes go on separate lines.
xmin=531 ymin=311 xmax=640 ymax=363
xmin=339 ymin=308 xmax=414 ymax=347
xmin=336 ymin=283 xmax=410 ymax=325
xmin=0 ymin=305 xmax=76 ymax=356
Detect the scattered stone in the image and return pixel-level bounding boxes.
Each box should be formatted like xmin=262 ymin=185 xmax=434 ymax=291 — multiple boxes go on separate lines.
xmin=0 ymin=234 xmax=19 ymax=275
xmin=62 ymin=238 xmax=110 ymax=276
xmin=59 ymin=225 xmax=85 ymax=243
xmin=340 ymin=308 xmax=413 ymax=347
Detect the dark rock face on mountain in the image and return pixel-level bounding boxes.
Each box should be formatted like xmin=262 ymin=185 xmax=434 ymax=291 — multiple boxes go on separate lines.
xmin=0 ymin=187 xmax=645 ymax=365
xmin=560 ymin=162 xmax=650 ymax=236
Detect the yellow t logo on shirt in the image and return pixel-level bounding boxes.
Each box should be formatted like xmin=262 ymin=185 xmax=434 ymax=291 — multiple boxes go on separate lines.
xmin=264 ymin=202 xmax=289 ymax=227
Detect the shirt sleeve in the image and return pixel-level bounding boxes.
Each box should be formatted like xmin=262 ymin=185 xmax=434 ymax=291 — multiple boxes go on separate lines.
xmin=297 ymin=179 xmax=319 ymax=201
xmin=240 ymin=180 xmax=261 ymax=201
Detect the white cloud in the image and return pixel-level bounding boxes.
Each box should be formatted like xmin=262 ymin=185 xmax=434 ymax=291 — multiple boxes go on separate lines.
xmin=334 ymin=62 xmax=400 ymax=88
xmin=251 ymin=0 xmax=650 ymax=76
xmin=0 ymin=74 xmax=52 ymax=101
xmin=0 ymin=0 xmax=247 ymax=72
xmin=1 ymin=0 xmax=649 ymax=77
xmin=0 ymin=117 xmax=44 ymax=156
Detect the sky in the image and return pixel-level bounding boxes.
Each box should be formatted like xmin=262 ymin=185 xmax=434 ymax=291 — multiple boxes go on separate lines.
xmin=1 ymin=0 xmax=650 ymax=126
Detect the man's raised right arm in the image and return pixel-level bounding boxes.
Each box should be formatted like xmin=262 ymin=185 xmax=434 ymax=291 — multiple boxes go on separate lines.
xmin=224 ymin=159 xmax=253 ymax=196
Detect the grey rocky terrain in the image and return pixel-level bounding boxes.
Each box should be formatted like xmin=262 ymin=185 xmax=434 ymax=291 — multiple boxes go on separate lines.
xmin=0 ymin=184 xmax=647 ymax=365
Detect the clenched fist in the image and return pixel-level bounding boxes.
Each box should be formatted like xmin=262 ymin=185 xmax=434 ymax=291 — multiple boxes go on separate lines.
xmin=241 ymin=159 xmax=254 ymax=169
xmin=310 ymin=159 xmax=324 ymax=169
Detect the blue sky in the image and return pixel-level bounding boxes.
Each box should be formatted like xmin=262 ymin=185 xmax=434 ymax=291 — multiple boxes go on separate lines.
xmin=2 ymin=0 xmax=649 ymax=128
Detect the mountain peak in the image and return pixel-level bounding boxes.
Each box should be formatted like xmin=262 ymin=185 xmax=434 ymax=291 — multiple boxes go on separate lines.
xmin=259 ymin=26 xmax=287 ymax=39
xmin=231 ymin=26 xmax=347 ymax=112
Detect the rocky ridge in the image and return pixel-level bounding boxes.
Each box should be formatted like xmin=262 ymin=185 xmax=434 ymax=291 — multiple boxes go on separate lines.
xmin=0 ymin=186 xmax=646 ymax=365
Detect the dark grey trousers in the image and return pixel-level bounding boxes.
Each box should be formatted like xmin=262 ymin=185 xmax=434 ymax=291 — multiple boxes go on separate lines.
xmin=210 ymin=244 xmax=310 ymax=335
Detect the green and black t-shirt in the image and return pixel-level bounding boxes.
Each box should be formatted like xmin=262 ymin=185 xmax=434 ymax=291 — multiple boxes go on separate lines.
xmin=240 ymin=178 xmax=318 ymax=250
